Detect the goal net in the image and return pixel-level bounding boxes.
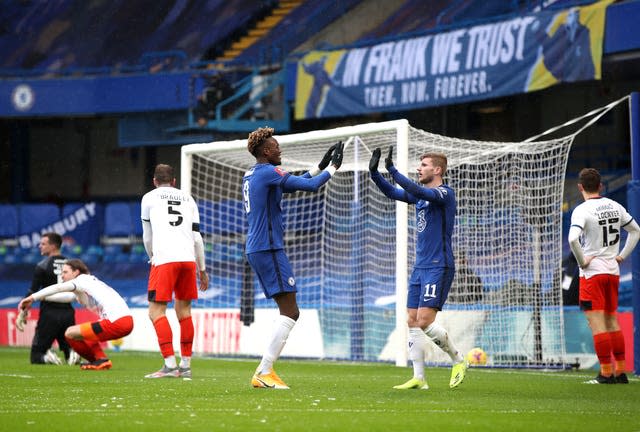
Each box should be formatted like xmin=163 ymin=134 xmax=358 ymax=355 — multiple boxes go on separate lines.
xmin=181 ymin=119 xmax=573 ymax=368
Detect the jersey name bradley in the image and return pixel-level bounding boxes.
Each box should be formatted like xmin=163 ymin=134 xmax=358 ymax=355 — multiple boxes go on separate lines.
xmin=159 ymin=193 xmax=188 ymax=201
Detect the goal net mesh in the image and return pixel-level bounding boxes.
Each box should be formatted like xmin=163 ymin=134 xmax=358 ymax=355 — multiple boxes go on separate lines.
xmin=184 ymin=121 xmax=573 ymax=367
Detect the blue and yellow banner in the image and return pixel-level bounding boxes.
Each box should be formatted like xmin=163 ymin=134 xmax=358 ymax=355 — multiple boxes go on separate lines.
xmin=295 ymin=1 xmax=612 ymax=120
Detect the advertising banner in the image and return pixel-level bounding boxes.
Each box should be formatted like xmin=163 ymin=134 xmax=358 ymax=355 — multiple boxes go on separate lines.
xmin=295 ymin=1 xmax=612 ymax=119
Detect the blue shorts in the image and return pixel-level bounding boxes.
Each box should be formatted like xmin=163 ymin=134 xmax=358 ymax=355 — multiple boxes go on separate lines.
xmin=407 ymin=267 xmax=455 ymax=310
xmin=246 ymin=250 xmax=297 ymax=299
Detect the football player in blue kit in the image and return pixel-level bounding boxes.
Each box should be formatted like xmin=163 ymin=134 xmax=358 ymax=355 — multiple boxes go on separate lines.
xmin=243 ymin=126 xmax=343 ymax=389
xmin=369 ymin=147 xmax=467 ymax=390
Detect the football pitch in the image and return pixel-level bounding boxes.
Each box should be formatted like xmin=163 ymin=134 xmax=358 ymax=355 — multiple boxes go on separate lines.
xmin=1 ymin=347 xmax=638 ymax=432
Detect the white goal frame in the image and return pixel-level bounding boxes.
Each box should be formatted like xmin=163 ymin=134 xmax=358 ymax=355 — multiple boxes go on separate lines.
xmin=182 ymin=120 xmax=412 ymax=366
xmin=181 ymin=118 xmax=573 ymax=369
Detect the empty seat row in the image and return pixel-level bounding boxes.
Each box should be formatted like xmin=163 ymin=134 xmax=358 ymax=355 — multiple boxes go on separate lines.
xmin=0 ymin=201 xmax=142 ymax=249
xmin=0 ymin=199 xmax=254 ymax=251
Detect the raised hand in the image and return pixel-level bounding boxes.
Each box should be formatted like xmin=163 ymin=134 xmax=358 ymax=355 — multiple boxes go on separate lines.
xmin=318 ymin=143 xmax=337 ymax=170
xmin=331 ymin=141 xmax=344 ymax=169
xmin=369 ymin=148 xmax=381 ymax=172
xmin=384 ymin=146 xmax=394 ymax=170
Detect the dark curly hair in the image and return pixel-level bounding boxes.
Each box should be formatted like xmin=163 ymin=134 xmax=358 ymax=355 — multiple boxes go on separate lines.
xmin=247 ymin=127 xmax=274 ymax=157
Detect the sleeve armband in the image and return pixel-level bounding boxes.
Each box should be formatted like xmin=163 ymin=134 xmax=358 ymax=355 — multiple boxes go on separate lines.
xmin=192 ymin=222 xmax=200 ymax=232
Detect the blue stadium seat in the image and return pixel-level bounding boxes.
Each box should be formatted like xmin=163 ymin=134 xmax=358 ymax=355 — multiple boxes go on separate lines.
xmin=102 ymin=201 xmax=134 ymax=245
xmin=80 ymin=244 xmax=104 ymax=266
xmin=129 ymin=201 xmax=143 ymax=237
xmin=102 ymin=244 xmax=130 ymax=263
xmin=0 ymin=204 xmax=19 ymax=246
xmin=18 ymin=203 xmax=61 ymax=235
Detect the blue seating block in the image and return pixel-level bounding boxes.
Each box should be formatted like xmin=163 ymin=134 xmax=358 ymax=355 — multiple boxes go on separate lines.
xmin=0 ymin=205 xmax=19 ymax=243
xmin=18 ymin=203 xmax=60 ymax=235
xmin=103 ymin=201 xmax=134 ymax=238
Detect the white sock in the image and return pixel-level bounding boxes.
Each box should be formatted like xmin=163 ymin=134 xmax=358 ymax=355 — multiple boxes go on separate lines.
xmin=179 ymin=356 xmax=191 ymax=369
xmin=424 ymin=322 xmax=463 ymax=363
xmin=164 ymin=355 xmax=177 ymax=369
xmin=408 ymin=327 xmax=426 ymax=380
xmin=257 ymin=315 xmax=296 ymax=374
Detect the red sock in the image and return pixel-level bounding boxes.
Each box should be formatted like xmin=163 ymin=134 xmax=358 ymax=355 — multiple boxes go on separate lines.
xmin=179 ymin=316 xmax=194 ymax=358
xmin=66 ymin=337 xmax=96 ymax=362
xmin=91 ymin=341 xmax=107 ymax=360
xmin=610 ymin=330 xmax=626 ymax=373
xmin=65 ymin=338 xmax=107 ymax=362
xmin=153 ymin=316 xmax=174 ymax=358
xmin=593 ymin=332 xmax=613 ymax=376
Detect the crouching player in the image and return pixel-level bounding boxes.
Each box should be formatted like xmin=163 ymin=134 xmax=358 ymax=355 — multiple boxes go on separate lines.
xmin=18 ymin=259 xmax=133 ymax=370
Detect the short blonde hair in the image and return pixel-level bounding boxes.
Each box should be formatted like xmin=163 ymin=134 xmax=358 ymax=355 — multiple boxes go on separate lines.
xmin=421 ymin=152 xmax=448 ymax=175
xmin=248 ymin=127 xmax=275 ymax=156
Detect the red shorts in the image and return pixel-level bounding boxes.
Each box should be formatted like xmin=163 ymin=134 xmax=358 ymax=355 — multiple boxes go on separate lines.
xmin=148 ymin=261 xmax=198 ymax=302
xmin=80 ymin=315 xmax=134 ymax=342
xmin=579 ymin=274 xmax=619 ymax=313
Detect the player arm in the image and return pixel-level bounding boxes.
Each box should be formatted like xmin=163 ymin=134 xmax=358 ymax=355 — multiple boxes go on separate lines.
xmin=370 ymin=170 xmax=415 ymax=203
xmin=618 ymin=219 xmax=640 ymax=261
xmin=24 ymin=266 xmax=45 ymax=297
xmin=142 ymin=219 xmax=153 ymax=261
xmin=388 ymin=166 xmax=447 ymax=203
xmin=41 ymin=292 xmax=77 ymax=303
xmin=193 ymin=230 xmax=206 ymax=272
xmin=282 ymin=170 xmax=333 ymax=193
xmin=568 ymin=225 xmax=588 ymax=268
xmin=19 ymin=281 xmax=77 ymax=310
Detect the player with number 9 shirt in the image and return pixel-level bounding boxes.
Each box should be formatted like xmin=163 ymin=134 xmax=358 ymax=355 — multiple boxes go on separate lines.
xmin=243 ymin=127 xmax=343 ymax=389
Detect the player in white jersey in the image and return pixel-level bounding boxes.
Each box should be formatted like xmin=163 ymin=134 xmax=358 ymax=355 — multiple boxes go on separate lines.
xmin=18 ymin=259 xmax=133 ymax=370
xmin=568 ymin=168 xmax=640 ymax=384
xmin=141 ymin=164 xmax=209 ymax=379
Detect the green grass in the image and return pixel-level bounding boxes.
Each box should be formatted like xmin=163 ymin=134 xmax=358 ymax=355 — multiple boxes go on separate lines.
xmin=1 ymin=347 xmax=639 ymax=432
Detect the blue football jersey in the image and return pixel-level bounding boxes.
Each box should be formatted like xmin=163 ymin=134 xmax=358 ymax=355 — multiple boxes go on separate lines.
xmin=413 ymin=184 xmax=456 ymax=268
xmin=242 ymin=163 xmax=331 ymax=254
xmin=370 ymin=169 xmax=456 ymax=268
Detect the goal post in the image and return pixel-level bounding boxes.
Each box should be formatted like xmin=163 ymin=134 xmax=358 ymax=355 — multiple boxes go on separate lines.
xmin=181 ymin=119 xmax=573 ymax=368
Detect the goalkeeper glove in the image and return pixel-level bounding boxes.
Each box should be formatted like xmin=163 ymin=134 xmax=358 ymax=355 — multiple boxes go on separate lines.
xmin=369 ymin=148 xmax=381 ymax=173
xmin=331 ymin=141 xmax=344 ymax=169
xmin=318 ymin=143 xmax=337 ymax=170
xmin=15 ymin=308 xmax=27 ymax=332
xmin=384 ymin=146 xmax=394 ymax=170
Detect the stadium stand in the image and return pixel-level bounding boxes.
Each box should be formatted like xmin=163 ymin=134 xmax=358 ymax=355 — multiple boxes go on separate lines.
xmin=358 ymin=0 xmax=598 ymax=41
xmin=102 ymin=201 xmax=137 ymax=246
xmin=0 ymin=0 xmax=277 ymax=73
xmin=18 ymin=203 xmax=60 ymax=236
xmin=0 ymin=204 xmax=19 ymax=246
xmin=232 ymin=0 xmax=364 ymax=64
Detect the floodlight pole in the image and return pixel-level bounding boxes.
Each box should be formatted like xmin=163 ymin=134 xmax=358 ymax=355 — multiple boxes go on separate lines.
xmin=629 ymin=92 xmax=640 ymax=376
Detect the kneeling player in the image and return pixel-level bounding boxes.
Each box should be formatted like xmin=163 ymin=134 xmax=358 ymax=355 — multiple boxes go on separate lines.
xmin=18 ymin=259 xmax=133 ymax=370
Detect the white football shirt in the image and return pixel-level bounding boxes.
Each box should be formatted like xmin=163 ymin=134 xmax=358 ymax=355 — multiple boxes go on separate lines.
xmin=141 ymin=186 xmax=200 ymax=266
xmin=71 ymin=274 xmax=131 ymax=321
xmin=570 ymin=197 xmax=633 ymax=278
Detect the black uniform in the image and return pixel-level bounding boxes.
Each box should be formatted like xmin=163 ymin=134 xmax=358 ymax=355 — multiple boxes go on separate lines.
xmin=26 ymin=254 xmax=75 ymax=364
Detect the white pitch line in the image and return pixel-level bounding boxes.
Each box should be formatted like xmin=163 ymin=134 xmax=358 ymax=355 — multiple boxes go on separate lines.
xmin=0 ymin=373 xmax=33 ymax=378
